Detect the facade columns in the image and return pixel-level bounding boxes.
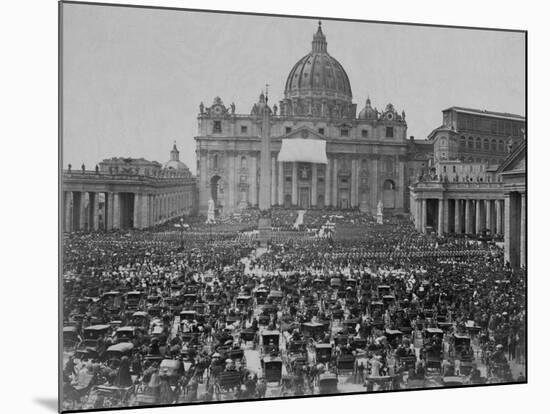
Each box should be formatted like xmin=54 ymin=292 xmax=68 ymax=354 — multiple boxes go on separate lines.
xmin=496 ymin=199 xmax=503 ymax=235
xmin=421 ymin=198 xmax=427 ymax=233
xmin=454 ymin=199 xmax=461 ymax=234
xmin=113 ymin=193 xmax=120 ymax=229
xmin=291 ymin=162 xmax=298 ymax=205
xmin=520 ymin=192 xmax=526 ymax=267
xmin=475 ymin=199 xmax=483 ymax=234
xmin=443 ymin=198 xmax=450 ymax=234
xmin=311 ymin=163 xmax=318 ymax=207
xmin=504 ymin=193 xmax=513 ymax=266
xmin=277 ymin=162 xmax=284 ymax=205
xmin=133 ymin=193 xmax=141 ymax=228
xmin=324 ymin=159 xmax=331 ymax=207
xmin=438 ymin=199 xmax=445 ymax=236
xmin=332 ymin=158 xmax=338 ymax=207
xmin=465 ymin=200 xmax=472 ymax=234
xmin=271 ymin=156 xmax=277 ymax=206
xmin=92 ymin=193 xmax=100 ymax=230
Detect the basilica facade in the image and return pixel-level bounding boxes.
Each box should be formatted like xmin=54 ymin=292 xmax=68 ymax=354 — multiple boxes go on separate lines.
xmin=195 ymin=22 xmax=409 ymax=215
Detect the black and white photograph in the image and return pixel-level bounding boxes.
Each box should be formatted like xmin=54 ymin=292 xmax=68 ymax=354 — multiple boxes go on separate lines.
xmin=59 ymin=1 xmax=526 ymax=412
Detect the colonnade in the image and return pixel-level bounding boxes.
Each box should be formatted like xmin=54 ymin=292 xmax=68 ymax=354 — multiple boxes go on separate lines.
xmin=63 ymin=190 xmax=194 ymax=232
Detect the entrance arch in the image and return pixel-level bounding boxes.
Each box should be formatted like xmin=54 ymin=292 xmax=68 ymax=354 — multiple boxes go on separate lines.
xmin=382 ymin=179 xmax=396 ymax=209
xmin=210 ymin=175 xmax=221 ymax=206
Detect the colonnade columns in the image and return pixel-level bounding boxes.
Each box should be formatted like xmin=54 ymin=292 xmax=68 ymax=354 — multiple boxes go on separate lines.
xmin=443 ymin=199 xmax=450 ymax=234
xmin=520 ymin=192 xmax=526 ymax=268
xmin=496 ymin=199 xmax=503 ymax=235
xmin=311 ymin=164 xmax=317 ymax=207
xmin=277 ymin=162 xmax=284 ymax=205
xmin=271 ymin=156 xmax=277 ymax=207
xmin=454 ymin=200 xmax=462 ymax=234
xmin=291 ymin=162 xmax=298 ymax=205
xmin=92 ymin=193 xmax=100 ymax=230
xmin=64 ymin=192 xmax=73 ymax=232
xmin=79 ymin=192 xmax=87 ymax=230
xmin=324 ymin=159 xmax=331 ymax=207
xmin=113 ymin=193 xmax=121 ymax=229
xmin=475 ymin=200 xmax=483 ymax=234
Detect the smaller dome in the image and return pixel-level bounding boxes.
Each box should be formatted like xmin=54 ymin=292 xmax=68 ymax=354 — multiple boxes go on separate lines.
xmin=358 ymin=98 xmax=378 ymax=120
xmin=163 ymin=142 xmax=190 ymax=172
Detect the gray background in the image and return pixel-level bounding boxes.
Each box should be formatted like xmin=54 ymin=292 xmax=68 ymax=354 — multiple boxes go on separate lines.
xmin=62 ymin=3 xmax=525 ymax=173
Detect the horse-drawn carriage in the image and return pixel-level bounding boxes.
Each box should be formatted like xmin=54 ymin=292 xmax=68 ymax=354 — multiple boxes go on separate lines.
xmin=302 ymin=322 xmax=325 ymax=341
xmin=318 ymin=373 xmax=338 ymax=394
xmin=261 ymin=330 xmax=280 ymax=355
xmin=450 ymin=334 xmax=474 ymax=375
xmin=63 ymin=326 xmax=81 ymax=352
xmin=263 ymin=356 xmax=283 ymax=384
xmin=315 ymin=343 xmax=333 ymax=364
xmin=336 ymin=348 xmax=355 ymax=375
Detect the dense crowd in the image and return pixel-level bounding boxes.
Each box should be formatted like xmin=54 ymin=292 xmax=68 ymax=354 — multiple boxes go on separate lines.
xmin=62 ymin=208 xmax=525 ymax=410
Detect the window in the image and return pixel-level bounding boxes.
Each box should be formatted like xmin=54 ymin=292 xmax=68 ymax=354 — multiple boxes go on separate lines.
xmin=452 ymin=166 xmax=456 ymax=173
xmin=240 ymin=156 xmax=247 ymax=169
xmin=340 ymin=128 xmax=349 ymax=137
xmin=361 ymin=159 xmax=367 ymax=169
xmin=285 ymin=127 xmax=292 ymax=134
xmin=361 ymin=129 xmax=368 ymax=138
xmin=341 ymin=178 xmax=348 ymax=184
xmin=443 ymin=166 xmax=447 ymax=172
xmin=285 ymin=177 xmax=292 ymax=183
xmin=240 ymin=125 xmax=248 ymax=134
xmin=385 ymin=127 xmax=394 ymax=138
xmin=460 ymin=136 xmax=466 ymax=149
xmin=468 ymin=137 xmax=473 ymax=149
xmin=498 ymin=140 xmax=504 ymax=152
xmin=318 ymin=128 xmax=325 ymax=135
xmin=213 ymin=121 xmax=222 ymax=133
xmin=475 ymin=137 xmax=481 ymax=149
xmin=491 ymin=139 xmax=497 ymax=151
xmin=482 ymin=138 xmax=488 ymax=151
xmin=213 ymin=154 xmax=218 ymax=169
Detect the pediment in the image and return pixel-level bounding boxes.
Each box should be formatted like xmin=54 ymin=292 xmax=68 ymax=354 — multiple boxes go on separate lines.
xmin=285 ymin=126 xmax=326 ymax=140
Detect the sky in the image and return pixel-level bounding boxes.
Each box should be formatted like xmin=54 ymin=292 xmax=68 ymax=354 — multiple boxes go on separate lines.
xmin=62 ymin=3 xmax=525 ymax=173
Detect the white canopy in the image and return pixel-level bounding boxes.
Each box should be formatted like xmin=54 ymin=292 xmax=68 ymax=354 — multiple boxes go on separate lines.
xmin=277 ymin=138 xmax=328 ymax=164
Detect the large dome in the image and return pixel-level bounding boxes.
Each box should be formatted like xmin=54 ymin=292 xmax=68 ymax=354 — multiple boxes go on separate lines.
xmin=284 ymin=22 xmax=352 ymax=102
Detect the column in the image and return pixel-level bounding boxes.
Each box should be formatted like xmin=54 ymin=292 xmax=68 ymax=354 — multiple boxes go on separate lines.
xmin=79 ymin=192 xmax=86 ymax=230
xmin=475 ymin=199 xmax=482 ymax=234
xmin=324 ymin=159 xmax=331 ymax=207
xmin=271 ymin=156 xmax=277 ymax=206
xmin=291 ymin=162 xmax=298 ymax=205
xmin=64 ymin=192 xmax=72 ymax=232
xmin=143 ymin=194 xmax=150 ymax=228
xmin=454 ymin=199 xmax=461 ymax=234
xmin=277 ymin=162 xmax=284 ymax=205
xmin=311 ymin=163 xmax=318 ymax=207
xmin=250 ymin=155 xmax=257 ymax=206
xmin=332 ymin=158 xmax=338 ymax=207
xmin=520 ymin=192 xmax=526 ymax=267
xmin=443 ymin=198 xmax=450 ymax=234
xmin=438 ymin=199 xmax=445 ymax=236
xmin=133 ymin=193 xmax=141 ymax=228
xmin=106 ymin=193 xmax=114 ymax=230
xmin=113 ymin=193 xmax=120 ymax=229
xmin=504 ymin=193 xmax=513 ymax=266
xmin=351 ymin=158 xmax=357 ymax=207
xmin=486 ymin=200 xmax=493 ymax=234
xmin=465 ymin=200 xmax=471 ymax=234
xmin=422 ymin=199 xmax=428 ymax=233
xmin=93 ymin=193 xmax=100 ymax=230
xmin=496 ymin=199 xmax=503 ymax=235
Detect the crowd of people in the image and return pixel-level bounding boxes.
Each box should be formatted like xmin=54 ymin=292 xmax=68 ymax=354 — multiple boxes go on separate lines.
xmin=61 ymin=207 xmax=526 ymax=410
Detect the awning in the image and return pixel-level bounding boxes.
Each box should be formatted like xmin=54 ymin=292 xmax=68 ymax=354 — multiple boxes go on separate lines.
xmin=277 ymin=138 xmax=328 ymax=164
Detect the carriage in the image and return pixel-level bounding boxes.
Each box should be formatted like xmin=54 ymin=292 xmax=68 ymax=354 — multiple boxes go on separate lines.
xmin=261 ymin=331 xmax=280 ymax=355
xmin=114 ymin=326 xmax=138 ymax=344
xmin=76 ymin=324 xmax=111 ymax=360
xmin=179 ymin=310 xmax=197 ymax=323
xmin=377 ymin=285 xmax=391 ymax=298
xmin=315 ymin=343 xmax=333 ymax=364
xmin=287 ymin=339 xmax=307 ymax=357
xmin=330 ymin=277 xmax=342 ymax=289
xmin=235 ymin=295 xmax=252 ymax=311
xmin=125 ymin=291 xmax=143 ymax=311
xmin=267 ymin=290 xmax=284 ymax=305
xmin=385 ymin=329 xmax=403 ymax=347
xmin=318 ymin=373 xmax=338 ymax=394
xmin=131 ymin=311 xmax=149 ymax=329
xmin=105 ymin=342 xmax=135 ymax=366
xmin=342 ymin=318 xmax=359 ymax=334
xmin=255 ymin=288 xmax=269 ymax=305
xmin=263 ymin=356 xmax=283 ymax=384
xmin=302 ymin=322 xmax=325 ymax=341
xmin=63 ymin=326 xmax=81 ymax=352
xmin=336 ymin=348 xmax=355 ymax=374
xmin=239 ymin=328 xmax=257 ymax=345
xmin=451 ymin=334 xmax=474 ymax=375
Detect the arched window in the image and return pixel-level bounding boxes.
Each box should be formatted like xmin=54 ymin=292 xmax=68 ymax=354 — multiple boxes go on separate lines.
xmin=491 ymin=139 xmax=497 ymax=151
xmin=240 ymin=156 xmax=247 ymax=169
xmin=498 ymin=140 xmax=504 ymax=152
xmin=483 ymin=138 xmax=489 ymax=151
xmin=460 ymin=136 xmax=466 ymax=149
xmin=475 ymin=137 xmax=481 ymax=149
xmin=468 ymin=137 xmax=474 ymax=149
xmin=383 ymin=179 xmax=395 ymax=190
